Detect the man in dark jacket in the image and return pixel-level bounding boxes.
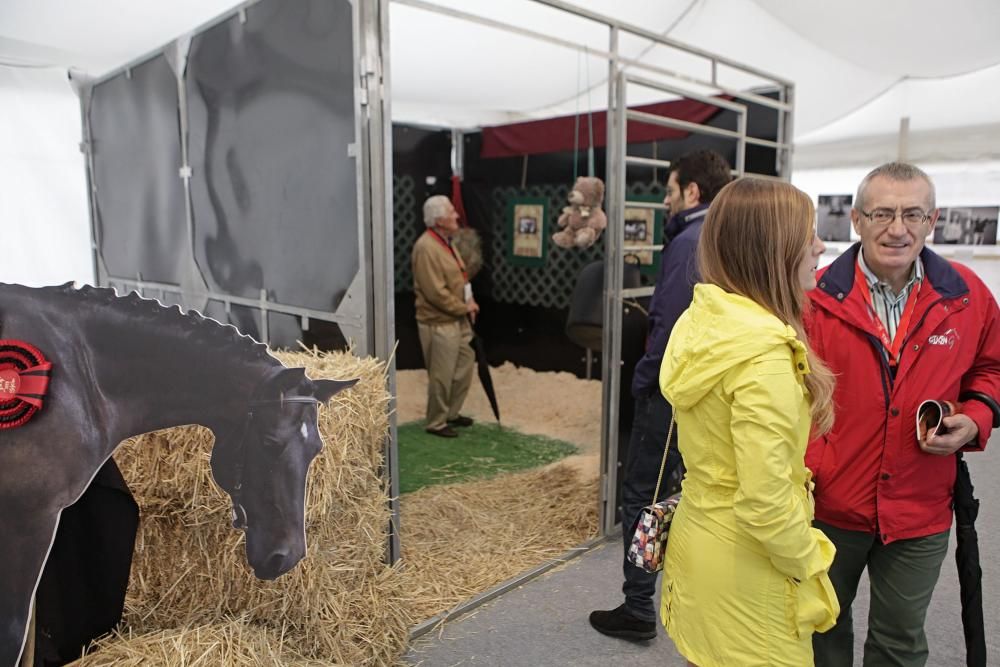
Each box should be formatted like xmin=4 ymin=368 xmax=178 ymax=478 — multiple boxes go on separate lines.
xmin=589 ymin=149 xmax=731 ymax=641
xmin=807 ymin=162 xmax=1000 ymax=666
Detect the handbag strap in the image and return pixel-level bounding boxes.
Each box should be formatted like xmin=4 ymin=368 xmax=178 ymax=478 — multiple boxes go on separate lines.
xmin=650 ymin=414 xmax=676 ymax=505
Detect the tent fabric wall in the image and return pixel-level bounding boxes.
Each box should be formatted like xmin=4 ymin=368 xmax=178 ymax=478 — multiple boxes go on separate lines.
xmin=5 ymin=1 xmax=998 ymax=140
xmin=88 ymin=56 xmax=187 ymax=285
xmin=795 ymin=62 xmax=1000 ymax=169
xmin=182 ymin=0 xmax=360 ymax=314
xmin=3 ymin=0 xmax=1000 ymax=290
xmin=0 ymin=66 xmax=92 ymax=287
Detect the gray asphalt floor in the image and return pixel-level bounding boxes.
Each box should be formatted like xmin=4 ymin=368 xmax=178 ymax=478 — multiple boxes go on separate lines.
xmin=405 ymin=435 xmax=999 ymax=666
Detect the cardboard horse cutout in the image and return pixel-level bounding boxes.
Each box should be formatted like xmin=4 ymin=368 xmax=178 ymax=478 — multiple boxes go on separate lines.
xmin=0 ymin=283 xmax=357 ymax=667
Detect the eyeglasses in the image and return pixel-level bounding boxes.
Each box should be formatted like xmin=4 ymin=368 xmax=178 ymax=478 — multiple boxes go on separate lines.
xmin=860 ymin=208 xmax=932 ymax=228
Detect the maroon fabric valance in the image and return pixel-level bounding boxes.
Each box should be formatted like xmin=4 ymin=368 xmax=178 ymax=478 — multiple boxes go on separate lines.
xmin=480 ymin=97 xmax=729 ymax=159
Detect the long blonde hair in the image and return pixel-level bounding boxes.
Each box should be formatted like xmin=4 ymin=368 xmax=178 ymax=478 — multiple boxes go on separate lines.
xmin=698 ymin=177 xmax=835 ymax=434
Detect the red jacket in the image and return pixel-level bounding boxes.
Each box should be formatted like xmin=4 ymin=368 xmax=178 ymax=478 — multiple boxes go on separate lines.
xmin=806 ymin=245 xmax=1000 ymax=543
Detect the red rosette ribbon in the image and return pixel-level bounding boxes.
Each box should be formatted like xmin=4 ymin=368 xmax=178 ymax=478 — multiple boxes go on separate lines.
xmin=0 ymin=340 xmax=53 ymax=429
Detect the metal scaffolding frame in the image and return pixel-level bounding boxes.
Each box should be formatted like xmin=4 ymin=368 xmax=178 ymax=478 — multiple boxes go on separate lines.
xmin=76 ymin=0 xmax=794 ymax=636
xmin=389 ymin=0 xmax=795 ymax=635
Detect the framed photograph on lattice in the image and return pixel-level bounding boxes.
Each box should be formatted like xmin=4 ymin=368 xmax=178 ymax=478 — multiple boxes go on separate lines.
xmin=507 ymin=196 xmax=548 ymax=267
xmin=623 ymin=195 xmax=664 ymax=276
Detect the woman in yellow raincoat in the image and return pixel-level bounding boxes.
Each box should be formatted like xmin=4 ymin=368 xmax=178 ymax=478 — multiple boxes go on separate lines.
xmin=659 ymin=177 xmax=840 ymax=666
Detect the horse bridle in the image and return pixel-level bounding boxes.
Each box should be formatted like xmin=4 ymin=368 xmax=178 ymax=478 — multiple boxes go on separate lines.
xmin=228 ymin=393 xmax=320 ymax=531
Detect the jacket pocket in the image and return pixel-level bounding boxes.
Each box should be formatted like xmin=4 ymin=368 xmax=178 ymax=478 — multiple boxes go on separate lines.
xmin=784 ymin=574 xmax=840 ymax=639
xmin=805 ymin=434 xmax=829 ymax=491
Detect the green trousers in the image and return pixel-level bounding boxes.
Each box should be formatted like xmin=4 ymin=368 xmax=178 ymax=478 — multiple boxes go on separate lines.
xmin=812 ymin=520 xmax=949 ymax=667
xmin=417 ymin=319 xmax=474 ymax=431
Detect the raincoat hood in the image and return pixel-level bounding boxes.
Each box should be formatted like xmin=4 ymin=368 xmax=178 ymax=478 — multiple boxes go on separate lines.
xmin=661 ymin=283 xmax=809 ymax=410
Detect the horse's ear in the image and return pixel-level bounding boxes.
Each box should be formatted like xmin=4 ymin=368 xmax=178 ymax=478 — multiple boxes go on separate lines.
xmin=314 ymin=378 xmax=358 ymax=403
xmin=271 ymin=367 xmax=307 ymax=392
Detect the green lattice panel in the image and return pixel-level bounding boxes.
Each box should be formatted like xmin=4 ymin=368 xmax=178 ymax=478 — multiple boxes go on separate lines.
xmin=393 ymin=175 xmax=418 ymax=289
xmin=392 ymin=178 xmax=666 ymax=308
xmin=490 ymin=181 xmax=666 ymax=308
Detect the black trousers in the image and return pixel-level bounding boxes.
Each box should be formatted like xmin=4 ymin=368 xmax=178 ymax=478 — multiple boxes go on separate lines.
xmin=619 ymin=390 xmax=683 ymax=622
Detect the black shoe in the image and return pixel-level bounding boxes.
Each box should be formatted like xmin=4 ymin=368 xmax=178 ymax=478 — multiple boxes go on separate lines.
xmin=447 ymin=415 xmax=474 ymax=427
xmin=588 ymin=604 xmax=656 ymax=641
xmin=426 ymin=425 xmax=459 ymax=438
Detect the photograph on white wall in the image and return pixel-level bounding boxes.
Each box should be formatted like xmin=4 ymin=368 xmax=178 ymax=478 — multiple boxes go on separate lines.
xmin=817 ymin=194 xmax=853 ymax=242
xmin=932 ymin=206 xmax=999 ymax=246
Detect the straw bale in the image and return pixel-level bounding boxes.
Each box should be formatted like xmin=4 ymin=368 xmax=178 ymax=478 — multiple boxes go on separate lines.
xmin=70 ymin=618 xmax=328 ymax=666
xmin=398 ymin=462 xmax=599 ymax=621
xmin=105 ymin=348 xmax=410 ymax=666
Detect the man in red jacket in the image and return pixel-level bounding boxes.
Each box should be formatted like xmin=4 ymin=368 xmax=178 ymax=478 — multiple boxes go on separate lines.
xmin=807 ymin=162 xmax=1000 ymax=666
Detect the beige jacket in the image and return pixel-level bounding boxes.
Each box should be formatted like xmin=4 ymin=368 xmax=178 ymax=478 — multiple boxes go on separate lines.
xmin=412 ymin=230 xmax=468 ymax=325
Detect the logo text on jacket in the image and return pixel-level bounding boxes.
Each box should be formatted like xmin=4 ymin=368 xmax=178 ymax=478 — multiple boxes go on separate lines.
xmin=927 ymin=328 xmax=959 ymax=349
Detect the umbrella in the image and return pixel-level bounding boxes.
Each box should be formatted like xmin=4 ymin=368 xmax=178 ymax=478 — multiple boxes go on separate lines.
xmin=469 ymin=318 xmax=500 ymax=423
xmin=954 ymin=452 xmax=985 ymax=667
xmin=954 ymin=389 xmax=998 ymax=667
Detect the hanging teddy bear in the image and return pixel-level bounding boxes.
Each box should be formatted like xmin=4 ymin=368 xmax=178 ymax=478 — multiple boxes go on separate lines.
xmin=552 ymin=176 xmax=608 ymax=249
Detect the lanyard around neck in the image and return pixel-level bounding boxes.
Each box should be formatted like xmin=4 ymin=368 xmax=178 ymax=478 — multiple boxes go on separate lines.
xmin=428 ymin=229 xmax=468 ymax=282
xmin=854 ymin=261 xmax=922 ymax=367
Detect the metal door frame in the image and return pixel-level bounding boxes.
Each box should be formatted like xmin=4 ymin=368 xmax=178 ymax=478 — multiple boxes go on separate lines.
xmin=387 ymin=0 xmax=794 ymax=635
xmin=603 ymin=60 xmax=794 ymax=534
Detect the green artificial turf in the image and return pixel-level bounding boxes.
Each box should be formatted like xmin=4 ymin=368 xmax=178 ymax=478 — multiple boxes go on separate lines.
xmin=396 ymin=421 xmax=578 ymax=495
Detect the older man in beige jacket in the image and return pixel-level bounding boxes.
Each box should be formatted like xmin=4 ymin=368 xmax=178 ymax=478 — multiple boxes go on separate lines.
xmin=412 ymin=195 xmax=480 ymax=437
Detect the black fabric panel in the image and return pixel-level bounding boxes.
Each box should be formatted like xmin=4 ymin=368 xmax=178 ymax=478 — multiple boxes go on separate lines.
xmin=391 ymin=124 xmax=453 ymax=368
xmin=393 ymin=125 xmax=452 ymax=187
xmin=89 ymin=56 xmax=186 ymax=284
xmin=33 ymin=459 xmax=138 ymax=666
xmin=186 ymin=0 xmax=358 ymax=314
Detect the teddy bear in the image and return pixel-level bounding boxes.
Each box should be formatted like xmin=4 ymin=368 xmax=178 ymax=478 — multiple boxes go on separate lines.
xmin=451 ymin=226 xmax=483 ymax=279
xmin=552 ymin=176 xmax=608 ymax=249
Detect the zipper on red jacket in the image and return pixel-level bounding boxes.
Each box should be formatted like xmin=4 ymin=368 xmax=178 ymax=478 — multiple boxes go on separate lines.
xmin=866 ymin=334 xmax=903 ymax=542
xmin=869 ymin=333 xmax=892 ymax=407
xmin=888 ymin=295 xmax=951 ymax=397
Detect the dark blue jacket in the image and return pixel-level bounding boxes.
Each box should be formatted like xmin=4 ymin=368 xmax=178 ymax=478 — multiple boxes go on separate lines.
xmin=631 ymin=203 xmax=708 ymax=397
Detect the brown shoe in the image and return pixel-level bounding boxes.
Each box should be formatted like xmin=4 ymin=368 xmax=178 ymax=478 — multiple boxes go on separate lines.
xmin=447 ymin=415 xmax=474 ymax=428
xmin=426 ymin=425 xmax=458 ymax=438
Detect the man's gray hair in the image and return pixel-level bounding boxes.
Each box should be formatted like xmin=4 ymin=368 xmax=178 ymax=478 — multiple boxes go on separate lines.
xmin=423 ymin=195 xmax=452 ymax=227
xmin=855 ymin=162 xmax=936 ymax=212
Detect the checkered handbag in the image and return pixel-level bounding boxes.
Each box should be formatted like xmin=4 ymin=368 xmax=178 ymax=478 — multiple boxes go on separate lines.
xmin=627 ymin=415 xmax=681 ymax=573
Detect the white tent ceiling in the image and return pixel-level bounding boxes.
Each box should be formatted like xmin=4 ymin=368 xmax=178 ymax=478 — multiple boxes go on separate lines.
xmin=1 ymin=0 xmax=999 ymax=159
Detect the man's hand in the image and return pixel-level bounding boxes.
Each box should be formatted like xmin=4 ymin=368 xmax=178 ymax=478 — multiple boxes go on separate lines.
xmin=921 ymin=413 xmax=979 ymax=456
xmin=466 ymin=299 xmax=480 ymax=324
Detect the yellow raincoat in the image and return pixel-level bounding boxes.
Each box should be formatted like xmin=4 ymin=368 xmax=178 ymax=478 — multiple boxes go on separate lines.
xmin=659 ymin=284 xmax=839 ymax=666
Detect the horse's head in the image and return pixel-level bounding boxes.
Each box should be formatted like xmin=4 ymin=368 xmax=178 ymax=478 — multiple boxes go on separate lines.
xmin=210 ymin=366 xmax=356 ymax=580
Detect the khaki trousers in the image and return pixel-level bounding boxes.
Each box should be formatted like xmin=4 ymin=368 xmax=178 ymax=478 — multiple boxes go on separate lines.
xmin=417 ymin=319 xmax=475 ymax=430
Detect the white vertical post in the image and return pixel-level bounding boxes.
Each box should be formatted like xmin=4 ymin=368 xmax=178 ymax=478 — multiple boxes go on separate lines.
xmin=898 ymin=116 xmax=911 ymax=162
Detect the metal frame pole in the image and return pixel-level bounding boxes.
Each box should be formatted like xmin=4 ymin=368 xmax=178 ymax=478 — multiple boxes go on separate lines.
xmin=361 ymin=0 xmax=401 ymax=564
xmin=782 ymin=84 xmax=796 ymax=179
xmin=599 ymin=27 xmax=627 ymax=537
